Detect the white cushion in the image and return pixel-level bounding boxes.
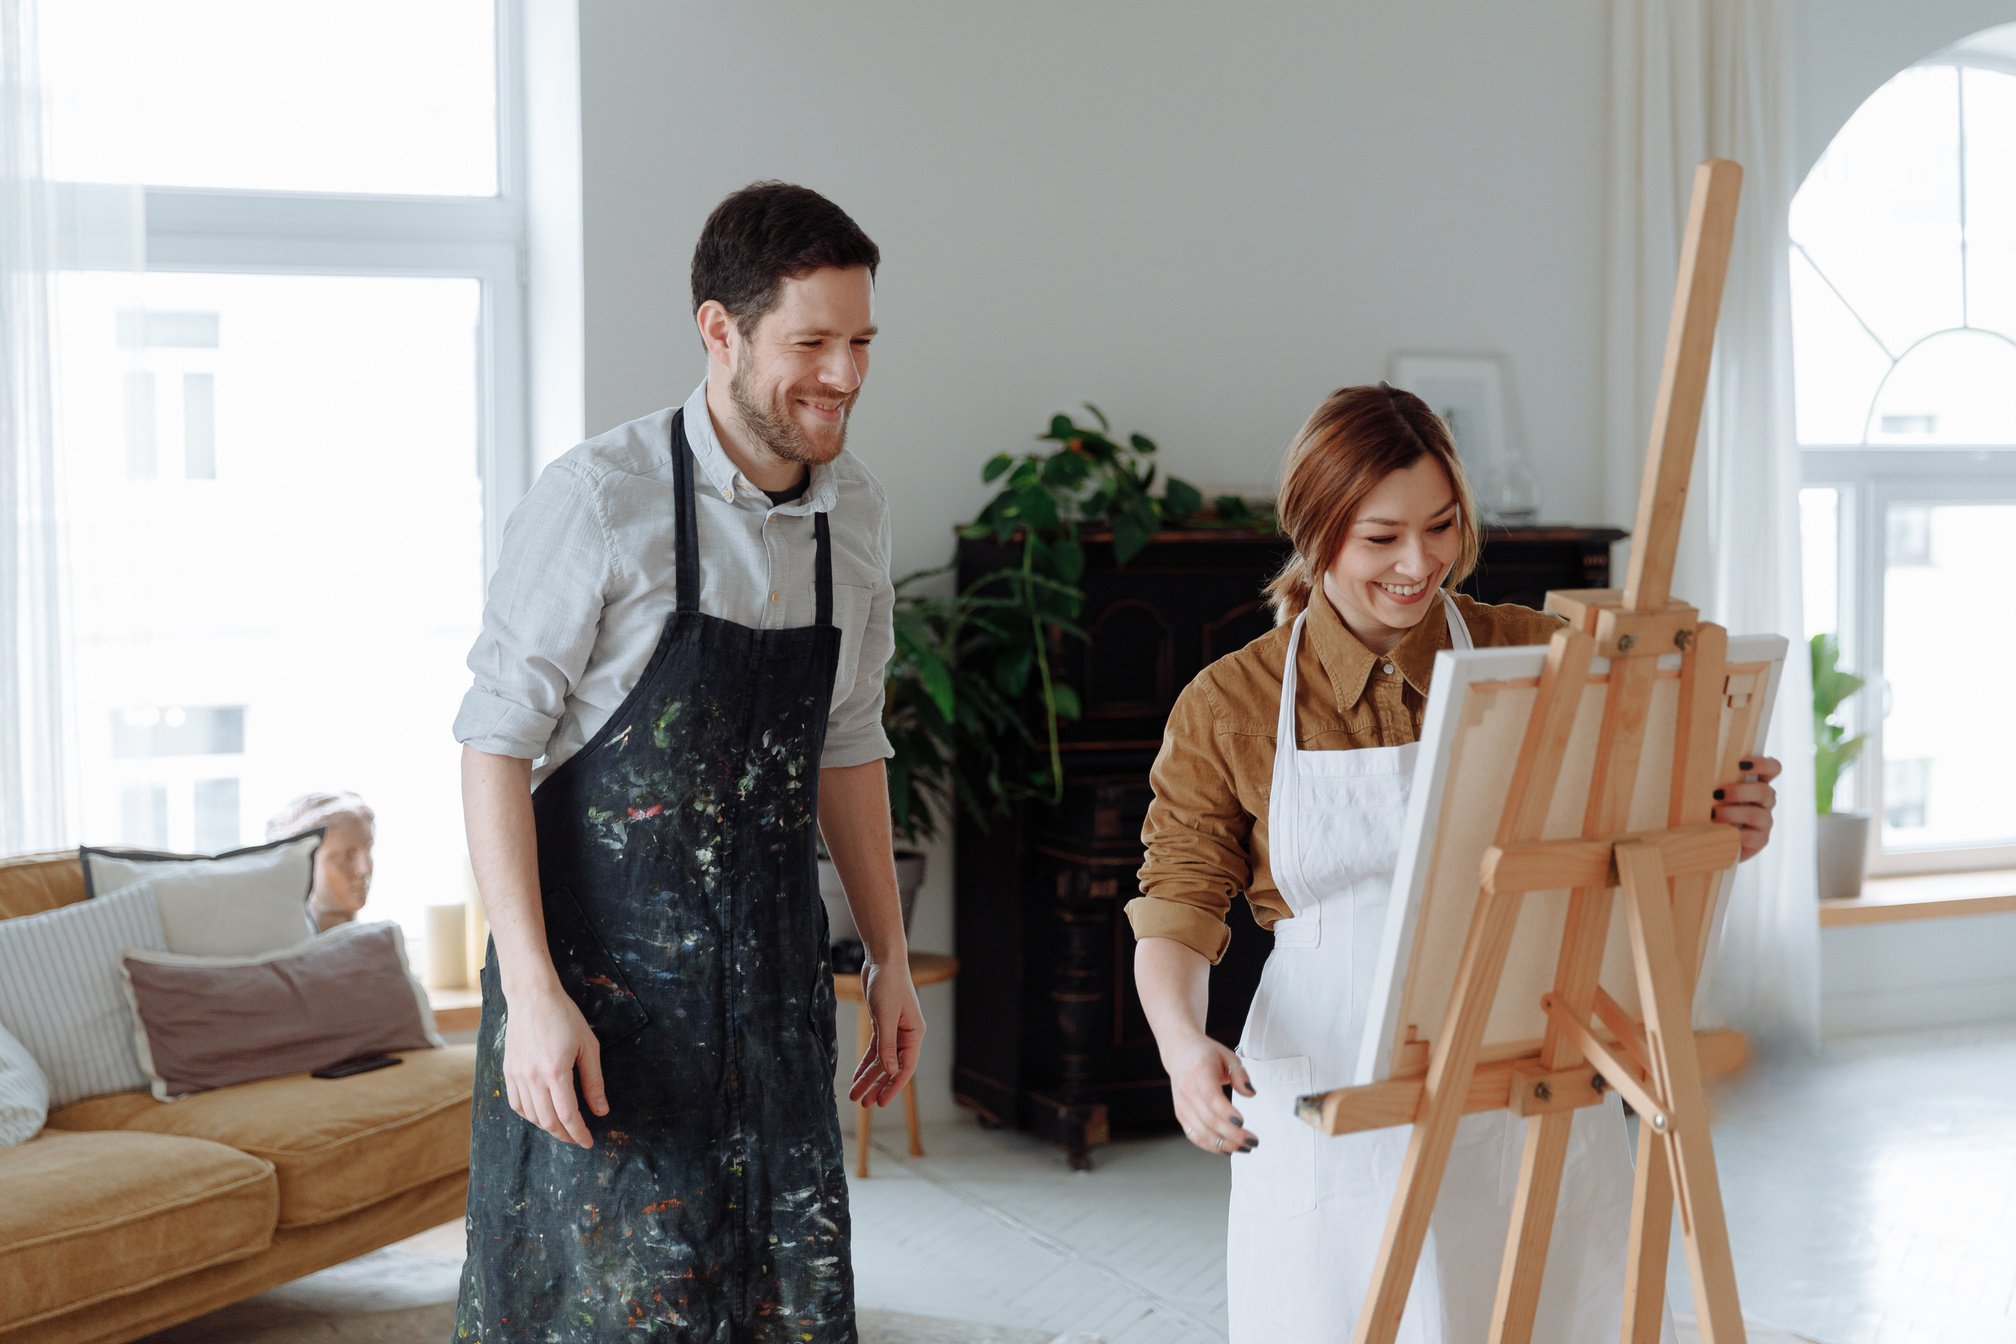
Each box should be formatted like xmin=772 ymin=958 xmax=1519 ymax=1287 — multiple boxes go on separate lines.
xmin=0 ymin=882 xmax=167 ymax=1106
xmin=0 ymin=1020 xmax=50 ymax=1146
xmin=81 ymin=832 xmax=319 ymax=956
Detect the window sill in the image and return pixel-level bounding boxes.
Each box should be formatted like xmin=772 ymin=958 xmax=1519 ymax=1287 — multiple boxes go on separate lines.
xmin=428 ymin=985 xmax=483 ymax=1034
xmin=1819 ymin=869 xmax=2016 ymax=928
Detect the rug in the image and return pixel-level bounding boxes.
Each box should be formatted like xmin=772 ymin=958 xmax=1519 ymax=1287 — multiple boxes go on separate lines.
xmin=135 ymin=1232 xmax=1095 ymax=1344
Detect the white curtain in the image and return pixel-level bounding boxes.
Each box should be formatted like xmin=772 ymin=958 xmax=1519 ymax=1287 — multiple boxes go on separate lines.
xmin=0 ymin=0 xmax=73 ymax=854
xmin=1605 ymin=0 xmax=1821 ymax=1052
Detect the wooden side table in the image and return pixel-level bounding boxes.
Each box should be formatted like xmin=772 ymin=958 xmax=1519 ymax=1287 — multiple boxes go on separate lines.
xmin=834 ymin=951 xmax=958 ymax=1177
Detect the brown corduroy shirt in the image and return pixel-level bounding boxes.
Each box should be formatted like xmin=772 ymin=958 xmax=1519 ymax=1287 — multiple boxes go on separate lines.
xmin=1126 ymin=586 xmax=1564 ymax=964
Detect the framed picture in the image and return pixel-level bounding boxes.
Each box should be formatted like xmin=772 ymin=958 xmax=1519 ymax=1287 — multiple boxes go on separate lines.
xmin=1386 ymin=354 xmax=1509 ymax=481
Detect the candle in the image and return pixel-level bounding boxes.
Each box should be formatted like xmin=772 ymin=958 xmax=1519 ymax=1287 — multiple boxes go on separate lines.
xmin=463 ymin=855 xmax=491 ymax=986
xmin=424 ymin=903 xmax=468 ymax=989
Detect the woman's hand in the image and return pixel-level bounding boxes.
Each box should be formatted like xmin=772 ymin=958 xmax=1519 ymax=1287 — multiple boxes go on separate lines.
xmin=1714 ymin=755 xmax=1782 ymax=861
xmin=849 ymin=960 xmax=924 ymax=1109
xmin=502 ymin=981 xmax=605 ymax=1149
xmin=1164 ymin=1033 xmax=1259 ymax=1156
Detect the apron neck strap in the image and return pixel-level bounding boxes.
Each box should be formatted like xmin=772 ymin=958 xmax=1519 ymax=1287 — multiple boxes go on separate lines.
xmin=672 ymin=410 xmax=701 ymax=614
xmin=670 ymin=407 xmax=836 ymax=627
xmin=1442 ymin=591 xmax=1472 ymax=651
xmin=814 ymin=511 xmax=833 ymax=627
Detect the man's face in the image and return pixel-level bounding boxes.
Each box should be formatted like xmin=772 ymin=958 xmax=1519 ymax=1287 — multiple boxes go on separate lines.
xmin=725 ymin=266 xmax=877 ymax=467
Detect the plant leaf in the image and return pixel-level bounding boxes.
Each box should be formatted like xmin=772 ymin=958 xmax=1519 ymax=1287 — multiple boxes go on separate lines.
xmin=1112 ymin=514 xmax=1151 ymax=565
xmin=1161 ymin=476 xmax=1203 ymax=520
xmin=982 ymin=452 xmax=1015 ymax=484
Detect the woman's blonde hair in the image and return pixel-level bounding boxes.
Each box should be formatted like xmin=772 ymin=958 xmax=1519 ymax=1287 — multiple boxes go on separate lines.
xmin=1264 ymin=383 xmax=1482 ymax=624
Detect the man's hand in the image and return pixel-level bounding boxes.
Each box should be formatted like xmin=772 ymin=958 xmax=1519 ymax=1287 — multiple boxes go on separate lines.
xmin=848 ymin=960 xmax=924 ymax=1109
xmin=502 ymin=982 xmax=606 ymax=1149
xmin=1164 ymin=1033 xmax=1258 ymax=1156
xmin=1714 ymin=754 xmax=1782 ymax=861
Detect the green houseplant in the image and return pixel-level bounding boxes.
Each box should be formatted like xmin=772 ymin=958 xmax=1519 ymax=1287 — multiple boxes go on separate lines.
xmin=953 ymin=403 xmax=1266 ymax=806
xmin=820 ymin=405 xmax=1272 ymax=962
xmin=1811 ymin=632 xmax=1872 ymax=899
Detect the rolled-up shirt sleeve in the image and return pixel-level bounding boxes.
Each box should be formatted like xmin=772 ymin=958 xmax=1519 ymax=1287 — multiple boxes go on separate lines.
xmin=452 ymin=459 xmax=614 ymax=761
xmin=820 ymin=491 xmax=896 ymax=769
xmin=1127 ymin=678 xmax=1250 ymax=964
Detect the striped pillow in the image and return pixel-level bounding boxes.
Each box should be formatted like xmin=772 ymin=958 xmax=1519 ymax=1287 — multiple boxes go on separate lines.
xmin=0 ymin=1021 xmax=49 ymax=1146
xmin=0 ymin=881 xmax=167 ymax=1107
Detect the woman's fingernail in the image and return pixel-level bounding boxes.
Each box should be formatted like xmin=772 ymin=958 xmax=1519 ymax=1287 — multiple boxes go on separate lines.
xmin=1230 ymin=1115 xmax=1244 ymax=1127
xmin=1713 ymin=789 xmax=1725 ymax=800
xmin=1740 ymin=759 xmax=1754 ymax=770
xmin=1244 ymin=1140 xmax=1259 ymax=1151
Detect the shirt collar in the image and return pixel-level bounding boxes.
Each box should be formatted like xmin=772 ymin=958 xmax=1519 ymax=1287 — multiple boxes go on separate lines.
xmin=1301 ymin=583 xmax=1453 ymax=709
xmin=679 ymin=381 xmax=840 ymax=513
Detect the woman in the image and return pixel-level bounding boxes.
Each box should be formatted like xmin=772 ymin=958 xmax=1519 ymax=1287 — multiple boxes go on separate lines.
xmin=1127 ymin=384 xmax=1779 ymax=1342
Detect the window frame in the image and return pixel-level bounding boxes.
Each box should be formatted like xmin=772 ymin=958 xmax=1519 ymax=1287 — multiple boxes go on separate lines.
xmin=48 ymin=0 xmax=530 ymax=571
xmin=1801 ymin=446 xmax=2016 ymax=874
xmin=42 ymin=1 xmax=529 ymax=896
xmin=1795 ymin=42 xmax=2016 ymax=876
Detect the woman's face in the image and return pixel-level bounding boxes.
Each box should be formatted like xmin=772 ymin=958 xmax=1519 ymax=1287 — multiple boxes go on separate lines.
xmin=1320 ymin=458 xmax=1463 ymax=654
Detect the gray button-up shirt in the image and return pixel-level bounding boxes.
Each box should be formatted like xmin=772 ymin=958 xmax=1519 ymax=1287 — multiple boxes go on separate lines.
xmin=453 ymin=382 xmax=895 ymax=784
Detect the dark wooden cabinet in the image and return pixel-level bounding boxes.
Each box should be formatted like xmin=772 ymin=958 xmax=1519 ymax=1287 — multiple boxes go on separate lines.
xmin=951 ymin=525 xmax=1622 ymax=1168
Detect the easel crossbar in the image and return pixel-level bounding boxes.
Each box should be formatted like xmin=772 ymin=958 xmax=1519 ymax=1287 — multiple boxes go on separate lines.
xmin=1295 ymin=1028 xmax=1746 ymax=1137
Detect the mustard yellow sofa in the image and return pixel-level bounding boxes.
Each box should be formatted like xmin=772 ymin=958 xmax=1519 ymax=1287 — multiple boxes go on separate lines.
xmin=0 ymin=851 xmax=476 ymax=1344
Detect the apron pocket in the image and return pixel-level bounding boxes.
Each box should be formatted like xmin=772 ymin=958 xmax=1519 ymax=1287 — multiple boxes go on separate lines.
xmin=1232 ymin=1053 xmax=1318 ymax=1217
xmin=541 ymin=885 xmax=651 ymax=1048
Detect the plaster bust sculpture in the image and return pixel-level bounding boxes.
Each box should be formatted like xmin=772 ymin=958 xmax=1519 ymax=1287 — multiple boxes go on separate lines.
xmin=265 ymin=791 xmax=376 ymax=933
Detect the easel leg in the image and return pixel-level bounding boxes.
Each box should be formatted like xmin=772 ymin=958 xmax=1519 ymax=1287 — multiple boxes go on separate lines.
xmin=1623 ymin=1122 xmax=1676 ymax=1343
xmin=1354 ymin=887 xmax=1524 ymax=1344
xmin=1490 ymin=1112 xmax=1574 ymax=1344
xmin=1617 ymin=843 xmax=1746 ymax=1344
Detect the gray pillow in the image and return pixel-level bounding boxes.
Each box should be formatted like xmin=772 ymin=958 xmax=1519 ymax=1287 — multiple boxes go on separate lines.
xmin=120 ymin=920 xmax=441 ymax=1101
xmin=82 ymin=832 xmax=320 ymax=955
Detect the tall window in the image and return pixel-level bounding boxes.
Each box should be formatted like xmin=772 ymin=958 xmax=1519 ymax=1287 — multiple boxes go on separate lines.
xmin=44 ymin=2 xmax=526 ymax=938
xmin=1792 ymin=25 xmax=2016 ymax=873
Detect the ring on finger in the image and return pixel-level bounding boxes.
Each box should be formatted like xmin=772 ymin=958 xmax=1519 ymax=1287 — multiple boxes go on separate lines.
xmin=1213 ymin=1134 xmax=1226 ymax=1151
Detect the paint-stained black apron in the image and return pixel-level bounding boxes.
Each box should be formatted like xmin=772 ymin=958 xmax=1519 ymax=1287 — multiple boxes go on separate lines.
xmin=456 ymin=409 xmax=855 ymax=1342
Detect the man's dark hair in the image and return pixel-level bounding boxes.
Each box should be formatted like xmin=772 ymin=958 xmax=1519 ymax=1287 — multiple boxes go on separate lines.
xmin=690 ymin=181 xmax=879 ymax=336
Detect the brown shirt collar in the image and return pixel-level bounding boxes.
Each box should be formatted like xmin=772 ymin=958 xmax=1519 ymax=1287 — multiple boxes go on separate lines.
xmin=1302 ymin=583 xmax=1454 ymax=711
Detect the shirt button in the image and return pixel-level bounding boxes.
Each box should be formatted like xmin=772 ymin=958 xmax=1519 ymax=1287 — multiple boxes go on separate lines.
xmin=1383 ymin=662 xmax=1397 ymax=675
xmin=769 ymin=590 xmax=780 ymax=604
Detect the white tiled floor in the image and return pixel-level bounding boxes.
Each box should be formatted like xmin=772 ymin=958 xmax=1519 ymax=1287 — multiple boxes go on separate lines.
xmin=851 ymin=1020 xmax=2016 ymax=1342
xmin=1696 ymin=1021 xmax=2016 ymax=1344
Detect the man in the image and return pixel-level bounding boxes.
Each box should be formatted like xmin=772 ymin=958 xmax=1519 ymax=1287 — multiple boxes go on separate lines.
xmin=452 ymin=181 xmax=921 ymax=1342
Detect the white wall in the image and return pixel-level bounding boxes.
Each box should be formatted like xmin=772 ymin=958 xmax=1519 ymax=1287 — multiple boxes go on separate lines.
xmin=577 ymin=0 xmax=1612 ymax=1123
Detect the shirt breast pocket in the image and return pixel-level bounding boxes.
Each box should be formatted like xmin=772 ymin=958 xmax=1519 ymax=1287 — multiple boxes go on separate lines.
xmin=827 ymin=581 xmax=875 ymax=709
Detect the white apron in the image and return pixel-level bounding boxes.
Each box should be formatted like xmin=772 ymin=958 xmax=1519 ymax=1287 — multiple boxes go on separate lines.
xmin=1226 ymin=596 xmax=1672 ymax=1344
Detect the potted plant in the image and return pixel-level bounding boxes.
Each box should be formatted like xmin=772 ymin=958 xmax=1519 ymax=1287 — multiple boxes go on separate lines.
xmin=1812 ymin=632 xmax=1871 ymax=899
xmin=819 ymin=405 xmax=1268 ymax=964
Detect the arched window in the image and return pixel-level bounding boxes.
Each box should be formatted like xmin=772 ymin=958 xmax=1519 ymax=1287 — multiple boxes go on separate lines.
xmin=1794 ymin=25 xmax=2016 ymax=871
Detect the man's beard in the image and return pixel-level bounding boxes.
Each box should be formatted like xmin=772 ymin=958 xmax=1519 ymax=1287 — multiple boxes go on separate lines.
xmin=729 ymin=359 xmax=853 ymax=467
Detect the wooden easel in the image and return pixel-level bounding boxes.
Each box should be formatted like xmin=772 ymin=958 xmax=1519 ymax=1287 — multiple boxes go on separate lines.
xmin=1298 ymin=159 xmax=1751 ymax=1344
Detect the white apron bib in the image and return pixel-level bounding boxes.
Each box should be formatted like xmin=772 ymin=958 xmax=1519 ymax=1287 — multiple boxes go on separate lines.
xmin=1225 ymin=596 xmax=1672 ymax=1343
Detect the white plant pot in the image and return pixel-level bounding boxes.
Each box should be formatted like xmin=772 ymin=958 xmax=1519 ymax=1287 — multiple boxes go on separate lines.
xmin=817 ymin=851 xmax=925 ymax=944
xmin=1815 ymin=811 xmax=1872 ymax=900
